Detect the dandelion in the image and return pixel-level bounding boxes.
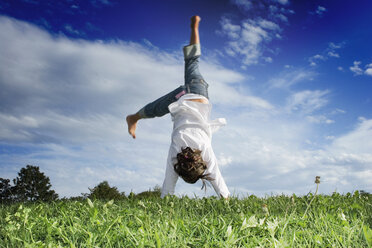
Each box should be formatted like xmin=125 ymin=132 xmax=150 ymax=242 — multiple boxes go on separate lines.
xmin=315 ymin=176 xmax=321 ymax=184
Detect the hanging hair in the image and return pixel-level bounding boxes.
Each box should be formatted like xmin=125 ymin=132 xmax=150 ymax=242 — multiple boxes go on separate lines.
xmin=174 ymin=147 xmax=214 ymax=190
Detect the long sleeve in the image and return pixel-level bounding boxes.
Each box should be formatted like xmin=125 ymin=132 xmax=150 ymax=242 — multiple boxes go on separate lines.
xmin=204 ymin=146 xmax=230 ymax=198
xmin=160 ymin=146 xmax=179 ymax=198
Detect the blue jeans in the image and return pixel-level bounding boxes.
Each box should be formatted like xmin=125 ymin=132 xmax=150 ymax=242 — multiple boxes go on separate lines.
xmin=138 ymin=45 xmax=209 ymax=118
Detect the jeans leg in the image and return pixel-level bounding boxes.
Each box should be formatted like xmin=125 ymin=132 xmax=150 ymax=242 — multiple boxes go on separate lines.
xmin=183 ymin=44 xmax=209 ymax=98
xmin=184 ymin=56 xmax=204 ymax=84
xmin=138 ymin=86 xmax=186 ymax=118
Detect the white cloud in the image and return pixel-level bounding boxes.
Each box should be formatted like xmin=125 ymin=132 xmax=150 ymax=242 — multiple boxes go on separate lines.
xmin=309 ymin=54 xmax=325 ymax=66
xmin=242 ymin=21 xmax=269 ymax=45
xmin=258 ymin=19 xmax=280 ymax=31
xmin=306 ymin=115 xmax=334 ymax=124
xmin=230 ymin=0 xmax=252 ymax=11
xmin=329 ymin=42 xmax=342 ymax=49
xmin=349 ymin=61 xmax=372 ymax=76
xmin=220 ymin=1 xmax=291 ymax=65
xmin=313 ymin=54 xmax=325 ymax=60
xmin=331 ymin=108 xmax=346 ymax=115
xmin=350 ymin=61 xmax=363 ymax=75
xmin=64 ymin=24 xmax=84 ymax=36
xmin=268 ymin=69 xmax=316 ymax=89
xmin=286 ymin=90 xmax=330 ymax=114
xmin=327 ymin=51 xmax=339 ymax=58
xmin=275 ymin=0 xmax=289 ymax=5
xmin=275 ymin=13 xmax=288 ymax=22
xmin=308 ymin=42 xmax=343 ymax=66
xmin=217 ymin=153 xmax=233 ymax=167
xmin=268 ymin=4 xmax=293 ymax=22
xmin=365 ymin=63 xmax=372 ymax=76
xmin=219 ymin=17 xmax=282 ymax=65
xmin=91 ymin=0 xmax=113 ymax=7
xmin=331 ymin=117 xmax=372 ymax=153
xmin=264 ymin=57 xmax=273 ymax=63
xmin=315 ymin=6 xmax=327 ymax=16
xmin=219 ymin=17 xmax=241 ymax=40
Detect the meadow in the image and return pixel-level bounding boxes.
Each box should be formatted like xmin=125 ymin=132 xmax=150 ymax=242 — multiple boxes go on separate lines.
xmin=1 ymin=191 xmax=371 ymax=247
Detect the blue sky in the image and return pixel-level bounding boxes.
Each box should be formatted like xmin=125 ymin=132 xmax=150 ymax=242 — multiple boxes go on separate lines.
xmin=0 ymin=0 xmax=371 ymax=198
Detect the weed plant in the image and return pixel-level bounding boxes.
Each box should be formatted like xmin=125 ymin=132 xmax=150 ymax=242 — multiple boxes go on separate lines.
xmin=1 ymin=192 xmax=371 ymax=247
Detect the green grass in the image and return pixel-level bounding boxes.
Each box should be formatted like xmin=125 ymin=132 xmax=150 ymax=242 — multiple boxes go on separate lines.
xmin=1 ymin=192 xmax=371 ymax=247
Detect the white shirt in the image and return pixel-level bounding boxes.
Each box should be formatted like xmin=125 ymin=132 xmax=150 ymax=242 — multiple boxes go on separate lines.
xmin=160 ymin=93 xmax=230 ymax=198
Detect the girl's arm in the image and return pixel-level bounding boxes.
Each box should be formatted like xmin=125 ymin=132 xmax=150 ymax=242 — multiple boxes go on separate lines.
xmin=204 ymin=147 xmax=230 ymax=199
xmin=160 ymin=147 xmax=179 ymax=198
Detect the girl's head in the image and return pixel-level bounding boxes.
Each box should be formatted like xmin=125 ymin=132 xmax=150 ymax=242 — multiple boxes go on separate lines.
xmin=174 ymin=147 xmax=212 ymax=184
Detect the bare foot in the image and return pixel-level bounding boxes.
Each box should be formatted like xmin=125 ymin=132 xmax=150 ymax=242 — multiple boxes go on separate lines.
xmin=126 ymin=114 xmax=139 ymax=139
xmin=191 ymin=15 xmax=201 ymax=29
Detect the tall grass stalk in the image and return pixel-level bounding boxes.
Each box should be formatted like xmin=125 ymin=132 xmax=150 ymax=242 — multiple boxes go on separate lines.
xmin=302 ymin=176 xmax=320 ymax=219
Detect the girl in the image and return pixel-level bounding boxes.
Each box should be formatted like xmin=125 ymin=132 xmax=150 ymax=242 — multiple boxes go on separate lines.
xmin=126 ymin=16 xmax=230 ymax=199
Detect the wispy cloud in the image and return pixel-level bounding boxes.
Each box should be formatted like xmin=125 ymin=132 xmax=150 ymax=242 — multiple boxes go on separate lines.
xmin=309 ymin=54 xmax=326 ymax=67
xmin=275 ymin=0 xmax=289 ymax=5
xmin=308 ymin=42 xmax=343 ymax=66
xmin=91 ymin=0 xmax=114 ymax=7
xmin=64 ymin=24 xmax=85 ymax=36
xmin=331 ymin=117 xmax=372 ymax=154
xmin=316 ymin=6 xmax=327 ymax=16
xmin=306 ymin=115 xmax=334 ymax=124
xmin=286 ymin=90 xmax=330 ymax=114
xmin=350 ymin=61 xmax=363 ymax=75
xmin=352 ymin=61 xmax=372 ymax=76
xmin=310 ymin=6 xmax=327 ymax=17
xmin=364 ymin=63 xmax=372 ymax=76
xmin=268 ymin=68 xmax=316 ymax=89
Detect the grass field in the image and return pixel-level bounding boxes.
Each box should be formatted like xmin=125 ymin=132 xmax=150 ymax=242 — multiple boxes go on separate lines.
xmin=1 ymin=191 xmax=371 ymax=247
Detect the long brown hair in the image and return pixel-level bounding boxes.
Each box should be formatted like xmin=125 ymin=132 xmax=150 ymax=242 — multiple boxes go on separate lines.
xmin=174 ymin=147 xmax=213 ymax=189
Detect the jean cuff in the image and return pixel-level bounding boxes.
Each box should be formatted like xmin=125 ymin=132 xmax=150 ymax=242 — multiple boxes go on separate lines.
xmin=137 ymin=107 xmax=148 ymax=118
xmin=183 ymin=44 xmax=201 ymax=60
